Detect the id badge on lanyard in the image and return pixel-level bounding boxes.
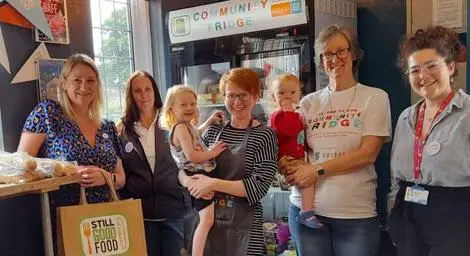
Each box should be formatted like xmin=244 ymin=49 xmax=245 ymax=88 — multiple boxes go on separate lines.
xmin=404 ymin=185 xmax=429 ymax=205
xmin=409 ymin=91 xmax=454 ymax=205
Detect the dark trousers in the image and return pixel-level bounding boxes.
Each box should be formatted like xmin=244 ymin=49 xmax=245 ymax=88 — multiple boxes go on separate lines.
xmin=390 ymin=182 xmax=470 ymax=256
xmin=144 ymin=218 xmax=184 ymax=256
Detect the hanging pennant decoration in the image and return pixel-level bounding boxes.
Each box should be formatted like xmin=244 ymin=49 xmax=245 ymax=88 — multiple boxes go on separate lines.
xmin=0 ymin=26 xmax=10 ymax=73
xmin=0 ymin=3 xmax=33 ymax=28
xmin=5 ymin=0 xmax=53 ymax=39
xmin=11 ymin=42 xmax=50 ymax=84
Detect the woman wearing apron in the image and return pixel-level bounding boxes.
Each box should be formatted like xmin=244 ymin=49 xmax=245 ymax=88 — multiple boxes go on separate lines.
xmin=179 ymin=67 xmax=278 ymax=256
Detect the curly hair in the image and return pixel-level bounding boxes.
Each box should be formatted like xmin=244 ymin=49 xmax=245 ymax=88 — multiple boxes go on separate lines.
xmin=397 ymin=26 xmax=462 ymax=76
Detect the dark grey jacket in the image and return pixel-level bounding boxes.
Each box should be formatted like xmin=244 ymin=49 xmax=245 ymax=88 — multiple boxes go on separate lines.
xmin=119 ymin=124 xmax=190 ymax=219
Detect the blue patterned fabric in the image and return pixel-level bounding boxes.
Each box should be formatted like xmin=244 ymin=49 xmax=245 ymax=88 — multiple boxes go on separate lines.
xmin=23 ymin=100 xmax=122 ymax=206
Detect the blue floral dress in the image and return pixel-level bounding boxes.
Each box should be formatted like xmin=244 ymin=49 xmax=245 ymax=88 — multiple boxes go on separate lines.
xmin=23 ymin=100 xmax=122 ymax=207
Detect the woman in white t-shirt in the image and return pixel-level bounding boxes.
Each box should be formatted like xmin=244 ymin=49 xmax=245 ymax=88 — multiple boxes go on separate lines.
xmin=280 ymin=25 xmax=392 ymax=256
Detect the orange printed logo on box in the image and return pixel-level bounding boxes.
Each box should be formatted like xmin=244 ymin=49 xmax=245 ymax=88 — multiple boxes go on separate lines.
xmin=271 ymin=2 xmax=291 ymax=17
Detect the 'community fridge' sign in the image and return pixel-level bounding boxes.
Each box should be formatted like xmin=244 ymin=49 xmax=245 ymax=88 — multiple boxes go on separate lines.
xmin=168 ymin=0 xmax=308 ymax=44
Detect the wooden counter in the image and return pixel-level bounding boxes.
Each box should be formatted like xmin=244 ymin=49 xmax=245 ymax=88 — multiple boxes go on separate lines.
xmin=0 ymin=174 xmax=81 ymax=198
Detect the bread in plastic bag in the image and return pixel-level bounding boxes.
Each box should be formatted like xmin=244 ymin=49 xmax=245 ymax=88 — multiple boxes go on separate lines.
xmin=36 ymin=158 xmax=78 ymax=177
xmin=0 ymin=151 xmax=42 ymax=183
xmin=0 ymin=151 xmax=78 ymax=184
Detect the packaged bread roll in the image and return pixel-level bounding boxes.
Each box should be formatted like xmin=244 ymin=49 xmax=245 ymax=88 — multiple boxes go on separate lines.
xmin=0 ymin=152 xmax=39 ymax=184
xmin=53 ymin=161 xmax=78 ymax=177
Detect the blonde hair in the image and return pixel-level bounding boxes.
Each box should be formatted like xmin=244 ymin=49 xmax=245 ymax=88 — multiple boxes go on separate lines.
xmin=58 ymin=54 xmax=103 ymax=126
xmin=269 ymin=73 xmax=301 ymax=94
xmin=160 ymin=85 xmax=200 ymax=131
xmin=263 ymin=73 xmax=301 ymax=117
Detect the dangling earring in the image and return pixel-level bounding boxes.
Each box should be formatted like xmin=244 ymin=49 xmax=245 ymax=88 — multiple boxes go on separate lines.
xmin=450 ymin=76 xmax=454 ymax=84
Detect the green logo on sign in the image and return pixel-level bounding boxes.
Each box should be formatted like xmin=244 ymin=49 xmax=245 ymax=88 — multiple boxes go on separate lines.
xmin=172 ymin=16 xmax=190 ymax=36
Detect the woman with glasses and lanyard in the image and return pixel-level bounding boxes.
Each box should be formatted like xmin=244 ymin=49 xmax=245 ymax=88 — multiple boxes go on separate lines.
xmin=390 ymin=26 xmax=470 ymax=256
xmin=280 ymin=25 xmax=392 ymax=256
xmin=179 ymin=67 xmax=278 ymax=256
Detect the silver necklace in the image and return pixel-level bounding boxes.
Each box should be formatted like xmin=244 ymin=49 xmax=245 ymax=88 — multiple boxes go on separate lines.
xmin=327 ymin=84 xmax=357 ymax=112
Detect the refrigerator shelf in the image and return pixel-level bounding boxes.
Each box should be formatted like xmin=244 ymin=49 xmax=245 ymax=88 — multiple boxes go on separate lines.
xmin=199 ymin=104 xmax=225 ymax=108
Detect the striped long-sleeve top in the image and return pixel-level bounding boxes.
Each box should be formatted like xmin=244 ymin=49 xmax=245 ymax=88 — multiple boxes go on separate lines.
xmin=202 ymin=123 xmax=278 ymax=256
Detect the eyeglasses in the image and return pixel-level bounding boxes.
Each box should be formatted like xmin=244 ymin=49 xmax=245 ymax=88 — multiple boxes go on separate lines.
xmin=321 ymin=48 xmax=350 ymax=61
xmin=225 ymin=92 xmax=251 ymax=102
xmin=406 ymin=59 xmax=445 ymax=77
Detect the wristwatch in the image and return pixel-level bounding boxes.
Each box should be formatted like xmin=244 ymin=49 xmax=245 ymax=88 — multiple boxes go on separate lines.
xmin=316 ymin=165 xmax=326 ymax=177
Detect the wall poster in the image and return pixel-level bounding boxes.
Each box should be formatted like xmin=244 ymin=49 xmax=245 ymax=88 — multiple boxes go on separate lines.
xmin=36 ymin=0 xmax=69 ymax=44
xmin=432 ymin=0 xmax=463 ymax=28
xmin=37 ymin=58 xmax=65 ymax=102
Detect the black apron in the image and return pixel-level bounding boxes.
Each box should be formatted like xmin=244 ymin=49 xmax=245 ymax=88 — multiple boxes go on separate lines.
xmin=204 ymin=121 xmax=255 ymax=256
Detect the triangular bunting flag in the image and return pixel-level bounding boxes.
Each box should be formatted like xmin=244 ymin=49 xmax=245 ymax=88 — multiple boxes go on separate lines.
xmin=0 ymin=3 xmax=33 ymax=29
xmin=6 ymin=0 xmax=52 ymax=39
xmin=0 ymin=26 xmax=10 ymax=74
xmin=11 ymin=42 xmax=50 ymax=84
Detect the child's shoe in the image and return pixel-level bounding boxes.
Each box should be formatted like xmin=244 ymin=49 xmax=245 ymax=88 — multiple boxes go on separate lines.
xmin=296 ymin=210 xmax=323 ymax=229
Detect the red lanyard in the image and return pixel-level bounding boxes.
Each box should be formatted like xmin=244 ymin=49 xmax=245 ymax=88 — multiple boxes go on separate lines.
xmin=413 ymin=91 xmax=454 ymax=181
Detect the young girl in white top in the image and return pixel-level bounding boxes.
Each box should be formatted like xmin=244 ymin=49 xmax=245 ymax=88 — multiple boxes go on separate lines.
xmin=160 ymin=85 xmax=226 ymax=256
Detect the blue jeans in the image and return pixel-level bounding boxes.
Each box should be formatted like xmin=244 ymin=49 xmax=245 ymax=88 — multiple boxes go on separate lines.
xmin=289 ymin=204 xmax=380 ymax=256
xmin=144 ymin=218 xmax=185 ymax=256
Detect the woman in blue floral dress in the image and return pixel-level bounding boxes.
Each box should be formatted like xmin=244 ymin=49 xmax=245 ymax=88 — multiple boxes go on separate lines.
xmin=18 ymin=54 xmax=126 ymax=254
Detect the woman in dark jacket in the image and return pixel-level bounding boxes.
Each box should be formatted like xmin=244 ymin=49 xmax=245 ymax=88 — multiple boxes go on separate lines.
xmin=117 ymin=70 xmax=189 ymax=256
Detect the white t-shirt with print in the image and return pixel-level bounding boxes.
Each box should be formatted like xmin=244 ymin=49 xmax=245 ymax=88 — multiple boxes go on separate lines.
xmin=290 ymin=83 xmax=392 ymax=219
